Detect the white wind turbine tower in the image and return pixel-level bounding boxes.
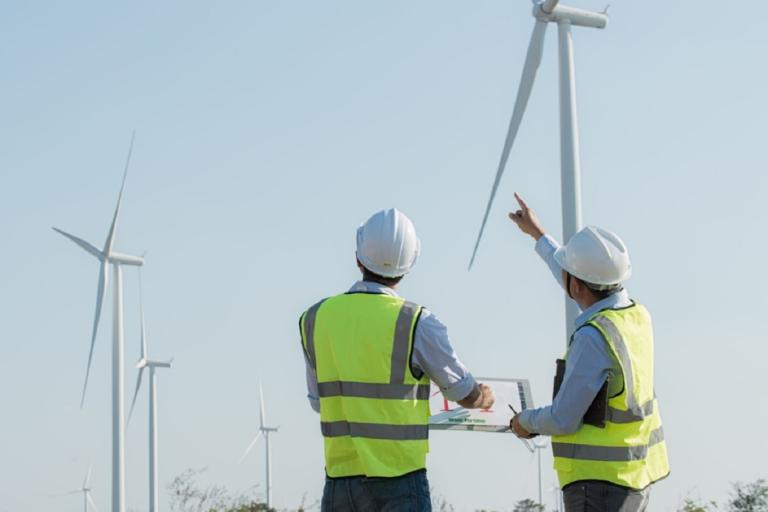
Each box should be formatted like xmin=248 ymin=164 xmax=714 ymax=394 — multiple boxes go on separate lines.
xmin=53 ymin=132 xmax=144 ymax=512
xmin=241 ymin=383 xmax=280 ymax=509
xmin=128 ymin=270 xmax=172 ymax=512
xmin=55 ymin=465 xmax=99 ymax=512
xmin=468 ymin=0 xmax=609 ymax=341
xmin=532 ymin=437 xmax=549 ymax=508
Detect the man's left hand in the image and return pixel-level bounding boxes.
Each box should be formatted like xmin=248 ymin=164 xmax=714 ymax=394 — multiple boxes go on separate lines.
xmin=511 ymin=414 xmax=535 ymax=439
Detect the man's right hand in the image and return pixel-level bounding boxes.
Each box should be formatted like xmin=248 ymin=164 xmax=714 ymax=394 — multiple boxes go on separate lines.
xmin=456 ymin=382 xmax=495 ymax=410
xmin=476 ymin=383 xmax=495 ymax=410
xmin=508 ymin=192 xmax=545 ymax=241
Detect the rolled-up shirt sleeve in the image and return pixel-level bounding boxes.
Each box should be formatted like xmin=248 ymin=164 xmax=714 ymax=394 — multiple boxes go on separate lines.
xmin=517 ymin=326 xmax=615 ymax=436
xmin=535 ymin=234 xmax=565 ymax=290
xmin=411 ymin=309 xmax=477 ymax=402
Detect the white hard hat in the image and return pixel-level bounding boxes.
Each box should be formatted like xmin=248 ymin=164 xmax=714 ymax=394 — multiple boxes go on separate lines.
xmin=356 ymin=208 xmax=420 ymax=278
xmin=553 ymin=226 xmax=632 ymax=287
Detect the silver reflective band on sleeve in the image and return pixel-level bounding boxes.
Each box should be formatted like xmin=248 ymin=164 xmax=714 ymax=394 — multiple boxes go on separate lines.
xmin=318 ymin=381 xmax=430 ymax=400
xmin=607 ymin=398 xmax=655 ymax=424
xmin=389 ymin=301 xmax=421 ymax=384
xmin=303 ymin=299 xmax=326 ymax=370
xmin=552 ymin=427 xmax=665 ymax=462
xmin=321 ymin=421 xmax=429 ymax=440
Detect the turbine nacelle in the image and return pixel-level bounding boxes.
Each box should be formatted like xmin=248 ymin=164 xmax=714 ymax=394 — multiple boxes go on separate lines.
xmin=135 ymin=356 xmax=173 ymax=370
xmin=108 ymin=252 xmax=145 ymax=266
xmin=52 ymin=230 xmax=145 ymax=267
xmin=534 ymin=1 xmax=608 ymax=29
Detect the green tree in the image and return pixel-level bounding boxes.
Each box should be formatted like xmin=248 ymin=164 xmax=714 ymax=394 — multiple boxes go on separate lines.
xmin=729 ymin=480 xmax=768 ymax=512
xmin=431 ymin=491 xmax=455 ymax=512
xmin=167 ymin=468 xmax=277 ymax=512
xmin=512 ymin=498 xmax=546 ymax=512
xmin=678 ymin=497 xmax=718 ymax=512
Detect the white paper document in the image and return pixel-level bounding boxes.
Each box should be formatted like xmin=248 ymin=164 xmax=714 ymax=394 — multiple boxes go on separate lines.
xmin=428 ymin=377 xmax=534 ymax=433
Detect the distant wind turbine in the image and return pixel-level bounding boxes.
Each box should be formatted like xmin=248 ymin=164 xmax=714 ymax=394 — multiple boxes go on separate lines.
xmin=241 ymin=383 xmax=279 ymax=509
xmin=532 ymin=437 xmax=549 ymax=508
xmin=54 ymin=465 xmax=99 ymax=512
xmin=128 ymin=270 xmax=171 ymax=512
xmin=53 ymin=132 xmax=144 ymax=512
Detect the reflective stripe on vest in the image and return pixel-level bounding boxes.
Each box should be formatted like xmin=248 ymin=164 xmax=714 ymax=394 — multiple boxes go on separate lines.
xmin=301 ymin=293 xmax=431 ymax=478
xmin=552 ymin=304 xmax=670 ymax=490
xmin=302 ymin=299 xmax=326 ymax=370
xmin=303 ymin=298 xmax=422 ymax=395
xmin=553 ymin=426 xmax=665 ymax=462
xmin=321 ymin=421 xmax=429 ymax=440
xmin=317 ymin=381 xmax=431 ymax=400
xmin=564 ymin=313 xmax=656 ymax=424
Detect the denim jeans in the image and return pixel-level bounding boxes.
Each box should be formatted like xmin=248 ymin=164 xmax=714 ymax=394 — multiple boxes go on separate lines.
xmin=562 ymin=480 xmax=650 ymax=512
xmin=321 ymin=469 xmax=432 ymax=512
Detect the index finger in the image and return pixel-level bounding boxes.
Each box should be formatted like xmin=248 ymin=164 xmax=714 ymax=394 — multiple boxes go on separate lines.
xmin=514 ymin=192 xmax=530 ymax=212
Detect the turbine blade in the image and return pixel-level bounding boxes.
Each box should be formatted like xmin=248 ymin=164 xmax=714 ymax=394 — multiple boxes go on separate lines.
xmin=49 ymin=490 xmax=81 ymax=497
xmin=259 ymin=381 xmax=266 ymax=428
xmin=469 ymin=20 xmax=548 ymax=269
xmin=87 ymin=491 xmax=99 ymax=512
xmin=104 ymin=131 xmax=135 ymax=255
xmin=81 ymin=259 xmax=109 ymax=408
xmin=127 ymin=367 xmax=145 ymax=424
xmin=52 ymin=228 xmax=103 ymax=260
xmin=84 ymin=463 xmax=92 ymax=488
xmin=239 ymin=431 xmax=263 ymax=463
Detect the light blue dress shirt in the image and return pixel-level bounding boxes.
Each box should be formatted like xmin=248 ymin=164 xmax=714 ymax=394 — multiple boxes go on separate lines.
xmin=303 ymin=280 xmax=478 ymax=413
xmin=517 ymin=235 xmax=629 ymax=436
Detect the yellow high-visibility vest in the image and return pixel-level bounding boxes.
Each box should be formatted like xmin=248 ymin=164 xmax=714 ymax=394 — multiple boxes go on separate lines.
xmin=300 ymin=292 xmax=431 ymax=478
xmin=552 ymin=303 xmax=670 ymax=489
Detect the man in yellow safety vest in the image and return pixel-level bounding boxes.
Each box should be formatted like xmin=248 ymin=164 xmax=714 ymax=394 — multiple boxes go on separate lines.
xmin=508 ymin=193 xmax=669 ymax=512
xmin=300 ymin=208 xmax=495 ymax=512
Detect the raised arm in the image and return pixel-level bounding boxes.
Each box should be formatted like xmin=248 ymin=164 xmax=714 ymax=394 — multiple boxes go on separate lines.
xmin=509 ymin=192 xmax=565 ymax=289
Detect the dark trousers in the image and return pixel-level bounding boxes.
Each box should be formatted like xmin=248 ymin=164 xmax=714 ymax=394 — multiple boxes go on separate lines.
xmin=321 ymin=469 xmax=432 ymax=512
xmin=563 ymin=481 xmax=650 ymax=512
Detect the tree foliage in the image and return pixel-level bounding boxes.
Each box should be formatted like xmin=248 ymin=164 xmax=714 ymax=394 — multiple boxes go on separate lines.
xmin=167 ymin=468 xmax=278 ymax=512
xmin=512 ymin=498 xmax=546 ymax=512
xmin=728 ymin=480 xmax=768 ymax=512
xmin=678 ymin=497 xmax=718 ymax=512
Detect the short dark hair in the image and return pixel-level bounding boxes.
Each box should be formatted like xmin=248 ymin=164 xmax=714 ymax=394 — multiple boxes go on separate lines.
xmin=361 ymin=267 xmax=404 ymax=287
xmin=584 ymin=281 xmax=623 ymax=300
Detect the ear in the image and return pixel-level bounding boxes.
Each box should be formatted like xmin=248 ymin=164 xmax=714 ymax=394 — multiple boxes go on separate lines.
xmin=570 ymin=277 xmax=583 ymax=296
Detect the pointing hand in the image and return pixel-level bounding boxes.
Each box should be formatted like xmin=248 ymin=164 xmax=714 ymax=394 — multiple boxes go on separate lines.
xmin=508 ymin=192 xmax=545 ymax=241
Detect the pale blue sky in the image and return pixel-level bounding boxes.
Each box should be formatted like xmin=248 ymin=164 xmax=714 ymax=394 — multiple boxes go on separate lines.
xmin=2 ymin=1 xmax=767 ymax=511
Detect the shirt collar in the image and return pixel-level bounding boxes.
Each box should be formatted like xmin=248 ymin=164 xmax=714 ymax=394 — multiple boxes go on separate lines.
xmin=574 ymin=288 xmax=632 ymax=328
xmin=347 ymin=280 xmax=400 ymax=297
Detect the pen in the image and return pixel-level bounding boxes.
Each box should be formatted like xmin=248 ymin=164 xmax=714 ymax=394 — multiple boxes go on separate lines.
xmin=508 ymin=404 xmax=519 ymax=415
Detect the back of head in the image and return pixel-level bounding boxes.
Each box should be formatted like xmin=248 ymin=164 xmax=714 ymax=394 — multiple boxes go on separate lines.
xmin=554 ymin=226 xmax=632 ymax=288
xmin=356 ymin=208 xmax=420 ymax=279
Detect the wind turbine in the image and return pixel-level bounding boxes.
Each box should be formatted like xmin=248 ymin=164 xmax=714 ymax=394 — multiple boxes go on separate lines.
xmin=468 ymin=0 xmax=609 ymax=340
xmin=128 ymin=270 xmax=172 ymax=512
xmin=241 ymin=383 xmax=279 ymax=509
xmin=53 ymin=132 xmax=144 ymax=512
xmin=55 ymin=465 xmax=99 ymax=512
xmin=532 ymin=437 xmax=549 ymax=509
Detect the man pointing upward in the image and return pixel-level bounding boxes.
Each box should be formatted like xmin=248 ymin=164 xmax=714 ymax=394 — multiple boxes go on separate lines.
xmin=508 ymin=193 xmax=669 ymax=512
